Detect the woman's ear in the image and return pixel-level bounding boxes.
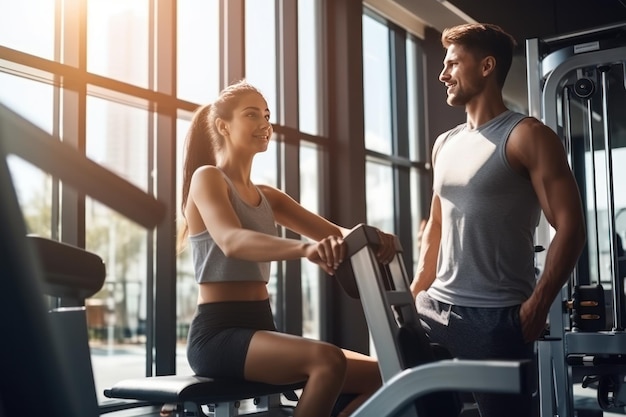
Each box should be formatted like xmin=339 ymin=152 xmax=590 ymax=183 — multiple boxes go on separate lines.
xmin=215 ymin=118 xmax=229 ymax=136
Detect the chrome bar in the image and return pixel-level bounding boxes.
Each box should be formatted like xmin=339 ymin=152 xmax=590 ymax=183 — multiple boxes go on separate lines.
xmin=599 ymin=66 xmax=622 ymax=330
xmin=584 ymin=88 xmax=603 ymax=284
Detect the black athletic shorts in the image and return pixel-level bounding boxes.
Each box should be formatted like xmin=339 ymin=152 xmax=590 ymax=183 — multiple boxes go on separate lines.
xmin=415 ymin=291 xmax=536 ymax=417
xmin=186 ymin=299 xmax=277 ymax=378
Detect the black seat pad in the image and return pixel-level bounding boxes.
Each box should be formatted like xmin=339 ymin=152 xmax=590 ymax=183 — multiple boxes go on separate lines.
xmin=104 ymin=375 xmax=305 ymax=404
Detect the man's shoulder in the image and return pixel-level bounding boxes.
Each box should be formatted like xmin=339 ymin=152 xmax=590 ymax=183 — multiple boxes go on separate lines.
xmin=432 ymin=123 xmax=466 ymax=162
xmin=511 ymin=116 xmax=555 ymax=138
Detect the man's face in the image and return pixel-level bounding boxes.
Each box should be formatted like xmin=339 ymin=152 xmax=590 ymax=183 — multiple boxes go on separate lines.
xmin=439 ymin=44 xmax=487 ymax=106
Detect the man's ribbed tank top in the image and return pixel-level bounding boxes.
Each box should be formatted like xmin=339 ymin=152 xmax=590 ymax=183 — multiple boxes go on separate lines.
xmin=427 ymin=110 xmax=541 ymax=307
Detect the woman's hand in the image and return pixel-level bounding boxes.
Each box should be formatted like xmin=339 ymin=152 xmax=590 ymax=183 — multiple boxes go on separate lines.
xmin=304 ymin=235 xmax=346 ymax=275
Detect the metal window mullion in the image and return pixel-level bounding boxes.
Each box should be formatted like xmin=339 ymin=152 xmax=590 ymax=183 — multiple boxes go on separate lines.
xmin=220 ymin=0 xmax=245 ymax=87
xmin=60 ymin=0 xmax=87 ymax=249
xmin=389 ymin=26 xmax=413 ymax=274
xmin=277 ymin=0 xmax=303 ymax=336
xmin=153 ymin=0 xmax=177 ymax=376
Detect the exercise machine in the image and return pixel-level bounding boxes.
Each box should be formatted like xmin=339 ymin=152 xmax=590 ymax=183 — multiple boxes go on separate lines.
xmin=527 ymin=22 xmax=626 ymax=417
xmin=336 ymin=224 xmax=533 ymax=417
xmin=31 ymin=235 xmax=106 ymax=417
xmin=0 ymin=105 xmax=89 ymax=417
xmin=0 ymin=101 xmax=167 ymax=417
xmin=104 ymin=224 xmax=533 ymax=417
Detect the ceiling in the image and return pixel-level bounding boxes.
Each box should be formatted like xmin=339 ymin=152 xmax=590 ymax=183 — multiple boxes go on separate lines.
xmin=394 ymin=0 xmax=626 ymax=46
xmin=447 ymin=0 xmax=626 ymax=44
xmin=392 ymin=0 xmax=626 ymax=109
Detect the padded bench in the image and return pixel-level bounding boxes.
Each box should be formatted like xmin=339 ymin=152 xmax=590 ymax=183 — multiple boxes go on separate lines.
xmin=104 ymin=375 xmax=305 ymax=417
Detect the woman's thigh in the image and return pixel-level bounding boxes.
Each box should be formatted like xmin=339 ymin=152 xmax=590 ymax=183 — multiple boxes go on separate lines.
xmin=341 ymin=349 xmax=381 ymax=394
xmin=244 ymin=331 xmax=346 ymax=385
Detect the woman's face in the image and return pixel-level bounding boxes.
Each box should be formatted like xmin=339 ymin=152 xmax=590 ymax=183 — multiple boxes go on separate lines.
xmin=223 ymin=92 xmax=273 ymax=154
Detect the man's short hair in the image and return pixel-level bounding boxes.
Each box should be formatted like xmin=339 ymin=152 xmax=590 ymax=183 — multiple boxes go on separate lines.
xmin=441 ymin=23 xmax=517 ymax=88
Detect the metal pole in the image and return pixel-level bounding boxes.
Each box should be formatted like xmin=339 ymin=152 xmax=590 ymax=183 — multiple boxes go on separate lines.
xmin=584 ymin=87 xmax=603 ymax=285
xmin=599 ymin=65 xmax=623 ymax=331
xmin=526 ymin=38 xmax=542 ymax=120
xmin=563 ymin=87 xmax=579 ymax=289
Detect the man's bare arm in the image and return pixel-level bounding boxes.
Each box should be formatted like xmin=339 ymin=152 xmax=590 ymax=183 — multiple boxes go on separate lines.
xmin=509 ymin=118 xmax=586 ymax=342
xmin=410 ymin=194 xmax=442 ymax=298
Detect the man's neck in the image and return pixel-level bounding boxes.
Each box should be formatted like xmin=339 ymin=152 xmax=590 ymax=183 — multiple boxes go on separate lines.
xmin=465 ymin=93 xmax=508 ymax=129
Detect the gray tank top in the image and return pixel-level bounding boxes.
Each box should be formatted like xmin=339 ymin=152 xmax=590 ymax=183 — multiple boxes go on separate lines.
xmin=428 ymin=110 xmax=541 ymax=307
xmin=189 ymin=172 xmax=277 ymax=283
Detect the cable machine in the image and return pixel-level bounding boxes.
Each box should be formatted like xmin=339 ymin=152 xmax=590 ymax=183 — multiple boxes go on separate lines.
xmin=527 ymin=22 xmax=626 ymax=417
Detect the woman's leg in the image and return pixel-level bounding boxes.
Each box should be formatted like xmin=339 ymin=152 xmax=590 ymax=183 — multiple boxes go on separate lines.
xmin=336 ymin=349 xmax=381 ymax=417
xmin=244 ymin=331 xmax=348 ymax=417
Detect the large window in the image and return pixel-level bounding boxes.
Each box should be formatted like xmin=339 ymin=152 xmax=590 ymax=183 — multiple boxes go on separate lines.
xmin=1 ymin=0 xmax=331 ymax=409
xmin=177 ymin=0 xmax=220 ymax=104
xmin=298 ymin=0 xmax=321 ymax=135
xmin=363 ymin=14 xmax=392 ymax=155
xmin=87 ymin=0 xmax=150 ymax=88
xmin=245 ymin=0 xmax=277 ymax=121
xmin=0 ymin=0 xmax=56 ymax=60
xmin=362 ymin=10 xmax=429 ymax=271
xmin=1 ymin=0 xmax=433 ymax=411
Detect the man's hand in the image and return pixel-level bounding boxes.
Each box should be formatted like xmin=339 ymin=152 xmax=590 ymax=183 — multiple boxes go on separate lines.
xmin=519 ymin=298 xmax=549 ymax=343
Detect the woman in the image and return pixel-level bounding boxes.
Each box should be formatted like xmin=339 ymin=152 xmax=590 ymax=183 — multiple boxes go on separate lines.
xmin=179 ymin=80 xmax=395 ymax=417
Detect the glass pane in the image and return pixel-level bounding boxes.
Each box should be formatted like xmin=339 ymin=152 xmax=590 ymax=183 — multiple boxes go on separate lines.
xmin=0 ymin=0 xmax=56 ymax=60
xmin=366 ymin=160 xmax=393 ymax=233
xmin=0 ymin=72 xmax=55 ymax=133
xmin=85 ymin=201 xmax=149 ymax=402
xmin=177 ymin=0 xmax=220 ymax=104
xmin=7 ymin=157 xmax=54 ymax=237
xmin=362 ymin=15 xmax=392 ymax=154
xmin=87 ymin=0 xmax=150 ymax=88
xmin=300 ymin=142 xmax=320 ymax=339
xmin=84 ymin=95 xmax=150 ymax=400
xmin=0 ymin=73 xmax=56 ymax=237
xmin=245 ymin=0 xmax=277 ymax=124
xmin=410 ymin=167 xmax=425 ymax=271
xmin=86 ymin=95 xmax=149 ymax=190
xmin=407 ymin=37 xmax=421 ymax=161
xmin=175 ymin=116 xmax=195 ymax=375
xmin=298 ymin=0 xmax=319 ymax=135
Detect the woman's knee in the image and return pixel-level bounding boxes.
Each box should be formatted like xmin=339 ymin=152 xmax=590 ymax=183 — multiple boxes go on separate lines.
xmin=310 ymin=342 xmax=347 ymax=376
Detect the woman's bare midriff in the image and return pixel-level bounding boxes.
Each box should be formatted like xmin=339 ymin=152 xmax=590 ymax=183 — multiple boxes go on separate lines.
xmin=197 ymin=281 xmax=269 ymax=304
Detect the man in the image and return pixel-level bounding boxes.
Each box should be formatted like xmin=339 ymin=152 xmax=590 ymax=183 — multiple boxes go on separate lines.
xmin=410 ymin=23 xmax=586 ymax=417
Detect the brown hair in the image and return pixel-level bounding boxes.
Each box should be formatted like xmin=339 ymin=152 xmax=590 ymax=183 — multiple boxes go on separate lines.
xmin=441 ymin=23 xmax=517 ymax=88
xmin=178 ymin=80 xmax=264 ymax=250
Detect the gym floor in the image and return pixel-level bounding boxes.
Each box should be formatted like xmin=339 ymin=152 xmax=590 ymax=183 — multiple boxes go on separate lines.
xmin=574 ymin=384 xmax=626 ymax=416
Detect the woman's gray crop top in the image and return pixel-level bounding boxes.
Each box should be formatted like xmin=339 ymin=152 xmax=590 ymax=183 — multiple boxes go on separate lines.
xmin=189 ymin=172 xmax=277 ymax=283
